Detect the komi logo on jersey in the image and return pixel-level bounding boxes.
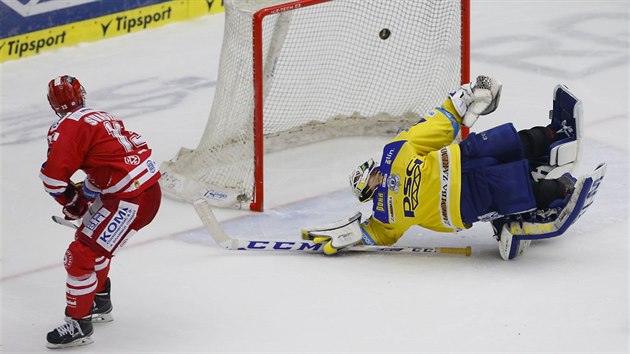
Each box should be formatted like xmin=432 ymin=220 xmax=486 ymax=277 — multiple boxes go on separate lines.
xmin=402 ymin=158 xmax=422 ymax=218
xmin=97 ymin=201 xmax=138 ymax=252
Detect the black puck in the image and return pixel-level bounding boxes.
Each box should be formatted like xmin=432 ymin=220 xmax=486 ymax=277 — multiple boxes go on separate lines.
xmin=379 ymin=28 xmax=391 ymax=40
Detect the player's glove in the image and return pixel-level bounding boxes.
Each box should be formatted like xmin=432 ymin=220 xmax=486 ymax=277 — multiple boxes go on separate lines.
xmin=60 ymin=182 xmax=96 ymax=221
xmin=449 ymin=75 xmax=503 ymax=128
xmin=302 ymin=213 xmax=364 ymax=255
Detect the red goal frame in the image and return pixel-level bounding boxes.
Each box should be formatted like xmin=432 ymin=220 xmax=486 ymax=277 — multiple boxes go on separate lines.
xmin=250 ymin=0 xmax=470 ymax=211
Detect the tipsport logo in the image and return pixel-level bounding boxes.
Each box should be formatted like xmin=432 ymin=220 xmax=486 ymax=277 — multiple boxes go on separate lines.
xmin=2 ymin=31 xmax=67 ymax=58
xmin=100 ymin=8 xmax=173 ymax=36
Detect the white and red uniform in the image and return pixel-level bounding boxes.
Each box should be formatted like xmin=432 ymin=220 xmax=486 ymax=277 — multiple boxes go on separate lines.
xmin=40 ymin=107 xmax=161 ymax=319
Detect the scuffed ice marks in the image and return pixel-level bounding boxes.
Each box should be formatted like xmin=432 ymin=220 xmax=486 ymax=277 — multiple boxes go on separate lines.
xmin=0 ymin=76 xmax=215 ymax=145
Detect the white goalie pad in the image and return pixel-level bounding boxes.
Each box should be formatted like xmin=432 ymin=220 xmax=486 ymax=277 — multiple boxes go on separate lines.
xmin=496 ymin=225 xmax=531 ymax=261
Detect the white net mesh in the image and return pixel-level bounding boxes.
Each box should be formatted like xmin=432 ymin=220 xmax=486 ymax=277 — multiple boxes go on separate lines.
xmin=160 ymin=0 xmax=465 ymax=209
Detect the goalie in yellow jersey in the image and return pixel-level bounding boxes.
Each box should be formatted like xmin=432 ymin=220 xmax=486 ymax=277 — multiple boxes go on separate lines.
xmin=303 ymin=76 xmax=606 ymax=260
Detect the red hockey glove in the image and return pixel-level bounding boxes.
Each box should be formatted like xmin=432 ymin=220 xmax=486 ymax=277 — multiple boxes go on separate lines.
xmin=61 ymin=182 xmax=94 ymax=220
xmin=53 ymin=182 xmax=79 ymax=206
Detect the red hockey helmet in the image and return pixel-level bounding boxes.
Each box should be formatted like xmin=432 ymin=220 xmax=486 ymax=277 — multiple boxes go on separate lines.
xmin=47 ymin=75 xmax=86 ymax=116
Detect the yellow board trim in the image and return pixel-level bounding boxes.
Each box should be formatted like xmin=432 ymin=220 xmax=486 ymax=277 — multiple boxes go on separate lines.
xmin=0 ymin=0 xmax=224 ymax=63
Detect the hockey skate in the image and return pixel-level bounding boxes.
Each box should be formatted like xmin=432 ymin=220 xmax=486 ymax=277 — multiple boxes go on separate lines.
xmin=46 ymin=318 xmax=93 ymax=349
xmin=91 ymin=278 xmax=114 ymax=322
xmin=65 ymin=278 xmax=113 ymax=323
xmin=494 ymin=163 xmax=606 ymax=260
xmin=531 ymin=84 xmax=583 ymax=180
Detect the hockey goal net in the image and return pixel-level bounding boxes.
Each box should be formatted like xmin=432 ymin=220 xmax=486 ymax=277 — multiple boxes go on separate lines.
xmin=160 ymin=0 xmax=470 ymax=211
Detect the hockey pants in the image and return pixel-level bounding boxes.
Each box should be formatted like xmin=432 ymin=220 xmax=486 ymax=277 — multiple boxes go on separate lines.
xmin=459 ymin=123 xmax=537 ymax=224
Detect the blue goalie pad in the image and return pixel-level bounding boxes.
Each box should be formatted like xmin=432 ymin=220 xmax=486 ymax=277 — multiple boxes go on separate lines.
xmin=532 ymin=84 xmax=583 ymax=180
xmin=494 ymin=163 xmax=606 ymax=260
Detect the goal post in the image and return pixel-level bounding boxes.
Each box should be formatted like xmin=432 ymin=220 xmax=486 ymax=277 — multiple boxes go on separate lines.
xmin=160 ymin=0 xmax=470 ymax=211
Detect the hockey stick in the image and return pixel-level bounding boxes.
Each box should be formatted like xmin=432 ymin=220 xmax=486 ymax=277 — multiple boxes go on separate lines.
xmin=193 ymin=199 xmax=471 ymax=256
xmin=51 ymin=215 xmax=79 ymax=230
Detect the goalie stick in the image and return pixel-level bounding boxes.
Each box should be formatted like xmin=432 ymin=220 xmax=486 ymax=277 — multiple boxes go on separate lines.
xmin=193 ymin=199 xmax=472 ymax=256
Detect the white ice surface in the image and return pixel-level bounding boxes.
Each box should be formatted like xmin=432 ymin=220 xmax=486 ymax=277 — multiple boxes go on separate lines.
xmin=1 ymin=1 xmax=628 ymax=353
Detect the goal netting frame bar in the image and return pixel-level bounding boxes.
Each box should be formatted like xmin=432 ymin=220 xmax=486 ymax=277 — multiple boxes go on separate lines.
xmin=160 ymin=0 xmax=470 ymax=211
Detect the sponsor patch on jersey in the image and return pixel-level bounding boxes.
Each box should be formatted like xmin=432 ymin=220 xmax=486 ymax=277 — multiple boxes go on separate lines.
xmin=146 ymin=159 xmax=157 ymax=173
xmin=124 ymin=155 xmax=141 ymax=165
xmin=96 ymin=201 xmax=138 ymax=253
xmin=83 ymin=208 xmax=112 ymax=237
xmin=388 ymin=196 xmax=395 ymax=223
xmin=386 ymin=173 xmax=400 ymax=193
xmin=375 ymin=192 xmax=385 ymax=212
xmin=438 ymin=147 xmax=460 ymax=231
xmin=402 ymin=158 xmax=422 ymax=218
xmin=64 ymin=249 xmax=73 ymax=270
xmin=439 ymin=147 xmax=451 ymax=228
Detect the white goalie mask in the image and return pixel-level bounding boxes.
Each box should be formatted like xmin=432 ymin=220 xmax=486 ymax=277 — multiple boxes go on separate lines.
xmin=349 ymin=158 xmax=379 ymax=203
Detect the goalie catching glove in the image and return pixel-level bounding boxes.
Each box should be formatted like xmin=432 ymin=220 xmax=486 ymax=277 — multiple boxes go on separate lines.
xmin=302 ymin=213 xmax=366 ymax=255
xmin=449 ymin=75 xmax=503 ymax=128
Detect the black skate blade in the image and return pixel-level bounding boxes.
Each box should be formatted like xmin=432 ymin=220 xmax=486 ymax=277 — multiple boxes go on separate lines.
xmin=91 ymin=312 xmax=113 ymax=323
xmin=64 ymin=312 xmax=113 ymax=323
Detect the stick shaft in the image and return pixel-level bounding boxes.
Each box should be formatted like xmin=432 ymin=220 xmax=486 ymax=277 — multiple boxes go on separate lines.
xmin=193 ymin=200 xmax=471 ymax=256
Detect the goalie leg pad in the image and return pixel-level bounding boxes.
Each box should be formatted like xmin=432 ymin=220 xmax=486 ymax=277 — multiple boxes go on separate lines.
xmin=532 ymin=85 xmax=583 ymax=180
xmin=493 ymin=220 xmax=531 ymax=260
xmin=509 ymin=163 xmax=606 ymax=240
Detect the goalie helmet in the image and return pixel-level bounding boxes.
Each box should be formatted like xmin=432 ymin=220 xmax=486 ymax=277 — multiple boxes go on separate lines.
xmin=47 ymin=75 xmax=86 ymax=117
xmin=349 ymin=158 xmax=379 ymax=203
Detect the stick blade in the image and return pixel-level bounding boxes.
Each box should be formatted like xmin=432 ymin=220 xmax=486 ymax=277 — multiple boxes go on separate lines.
xmin=193 ymin=199 xmax=236 ymax=249
xmin=51 ymin=215 xmax=78 ymax=229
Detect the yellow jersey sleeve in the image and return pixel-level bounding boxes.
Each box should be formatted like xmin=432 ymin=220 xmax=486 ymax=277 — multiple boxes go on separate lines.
xmin=395 ymin=97 xmax=463 ymax=154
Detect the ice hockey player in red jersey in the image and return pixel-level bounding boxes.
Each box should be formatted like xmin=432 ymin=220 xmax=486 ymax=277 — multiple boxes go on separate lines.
xmin=40 ymin=75 xmax=162 ymax=348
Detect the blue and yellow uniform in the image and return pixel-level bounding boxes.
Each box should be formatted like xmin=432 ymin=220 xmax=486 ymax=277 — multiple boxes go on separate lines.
xmin=361 ymin=98 xmax=467 ymax=246
xmin=360 ymin=96 xmax=538 ymax=246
